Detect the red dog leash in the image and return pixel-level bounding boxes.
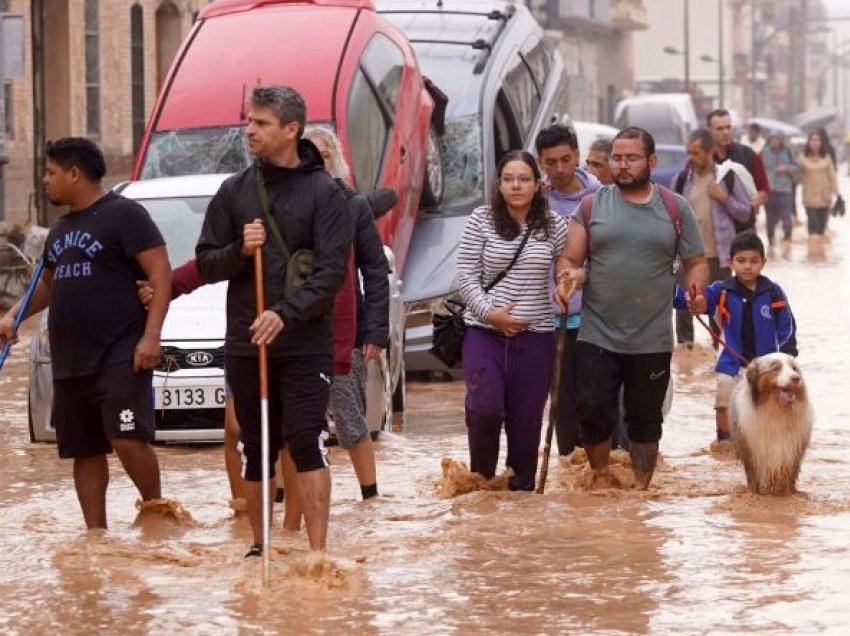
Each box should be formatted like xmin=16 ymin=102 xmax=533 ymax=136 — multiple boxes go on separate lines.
xmin=689 ymin=285 xmax=749 ymax=366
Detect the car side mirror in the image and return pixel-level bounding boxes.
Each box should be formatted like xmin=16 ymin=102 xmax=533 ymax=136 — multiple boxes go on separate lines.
xmin=368 ymin=188 xmax=398 ymax=220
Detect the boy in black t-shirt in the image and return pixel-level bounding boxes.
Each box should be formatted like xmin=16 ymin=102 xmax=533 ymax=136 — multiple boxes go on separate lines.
xmin=0 ymin=138 xmax=173 ymax=529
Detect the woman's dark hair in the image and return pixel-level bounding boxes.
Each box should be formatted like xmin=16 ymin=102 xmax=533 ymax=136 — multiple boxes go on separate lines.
xmin=811 ymin=126 xmax=837 ymax=164
xmin=804 ymin=128 xmax=829 ymax=158
xmin=490 ymin=150 xmax=551 ymax=241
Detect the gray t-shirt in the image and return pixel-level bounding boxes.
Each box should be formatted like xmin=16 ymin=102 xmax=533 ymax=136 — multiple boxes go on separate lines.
xmin=571 ymin=184 xmax=704 ymax=354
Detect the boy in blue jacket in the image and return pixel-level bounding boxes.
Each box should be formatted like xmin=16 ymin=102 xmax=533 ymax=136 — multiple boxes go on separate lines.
xmin=675 ymin=233 xmax=796 ymax=441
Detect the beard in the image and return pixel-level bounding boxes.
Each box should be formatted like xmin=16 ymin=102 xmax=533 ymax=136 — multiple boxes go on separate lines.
xmin=613 ymin=165 xmax=651 ymax=191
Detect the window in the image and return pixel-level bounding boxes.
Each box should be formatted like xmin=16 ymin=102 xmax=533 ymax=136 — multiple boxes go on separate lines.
xmin=4 ymin=81 xmax=12 ymax=139
xmin=523 ymin=39 xmax=551 ymax=93
xmin=85 ymin=0 xmax=100 ymax=138
xmin=131 ymin=4 xmax=145 ymax=153
xmin=502 ymin=55 xmax=540 ymax=138
xmin=155 ymin=1 xmax=182 ymax=90
xmin=493 ymin=90 xmax=521 ymax=164
xmin=360 ymin=34 xmax=405 ymax=114
xmin=346 ymin=69 xmax=388 ymax=193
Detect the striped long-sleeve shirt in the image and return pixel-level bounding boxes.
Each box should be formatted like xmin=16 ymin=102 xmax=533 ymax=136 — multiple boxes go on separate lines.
xmin=456 ymin=206 xmax=567 ymax=332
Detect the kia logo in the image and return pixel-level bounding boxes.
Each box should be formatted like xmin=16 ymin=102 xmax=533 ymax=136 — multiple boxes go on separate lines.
xmin=185 ymin=351 xmax=214 ymax=367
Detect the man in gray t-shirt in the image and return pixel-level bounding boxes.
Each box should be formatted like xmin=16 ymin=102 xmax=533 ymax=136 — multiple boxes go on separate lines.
xmin=555 ymin=127 xmax=708 ymax=490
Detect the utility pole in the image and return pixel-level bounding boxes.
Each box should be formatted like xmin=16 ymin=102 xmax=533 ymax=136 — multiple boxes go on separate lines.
xmin=719 ymin=0 xmax=724 ymax=107
xmin=684 ymin=0 xmax=691 ymax=92
xmin=799 ymin=0 xmax=808 ymax=114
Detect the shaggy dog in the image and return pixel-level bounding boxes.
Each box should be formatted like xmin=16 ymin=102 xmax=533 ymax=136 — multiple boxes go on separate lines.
xmin=729 ymin=353 xmax=813 ymax=495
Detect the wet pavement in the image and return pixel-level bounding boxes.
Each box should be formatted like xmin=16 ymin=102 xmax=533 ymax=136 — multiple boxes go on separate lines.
xmin=0 ymin=210 xmax=848 ymax=633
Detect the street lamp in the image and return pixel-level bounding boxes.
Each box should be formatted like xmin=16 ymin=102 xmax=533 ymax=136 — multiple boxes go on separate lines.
xmin=663 ymin=46 xmax=689 ymax=92
xmin=700 ymin=54 xmax=724 ymax=108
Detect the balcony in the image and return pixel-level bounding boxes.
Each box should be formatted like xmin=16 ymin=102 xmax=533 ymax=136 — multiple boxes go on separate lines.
xmin=610 ymin=0 xmax=648 ymax=31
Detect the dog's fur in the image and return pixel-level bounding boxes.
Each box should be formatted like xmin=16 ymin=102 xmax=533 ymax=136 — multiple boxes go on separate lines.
xmin=729 ymin=353 xmax=813 ymax=495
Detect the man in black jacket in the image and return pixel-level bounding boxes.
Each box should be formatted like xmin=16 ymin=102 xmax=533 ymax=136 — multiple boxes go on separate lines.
xmin=196 ymin=86 xmax=353 ymax=556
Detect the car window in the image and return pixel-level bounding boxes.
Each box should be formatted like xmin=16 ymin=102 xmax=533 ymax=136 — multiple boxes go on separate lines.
xmin=522 ymin=39 xmax=550 ymax=93
xmin=494 ymin=89 xmax=522 ymax=163
xmin=139 ymin=196 xmax=210 ymax=266
xmin=361 ymin=33 xmax=405 ymax=114
xmin=347 ymin=68 xmax=389 ymax=193
xmin=655 ymin=149 xmax=686 ymax=169
xmin=502 ymin=55 xmax=540 ymax=139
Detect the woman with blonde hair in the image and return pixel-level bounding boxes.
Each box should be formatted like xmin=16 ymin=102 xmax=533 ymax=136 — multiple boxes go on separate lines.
xmin=274 ymin=127 xmax=388 ymax=530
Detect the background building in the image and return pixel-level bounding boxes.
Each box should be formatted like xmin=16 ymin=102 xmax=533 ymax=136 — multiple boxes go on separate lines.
xmin=527 ymin=0 xmax=649 ymax=124
xmin=2 ymin=0 xmax=210 ymax=233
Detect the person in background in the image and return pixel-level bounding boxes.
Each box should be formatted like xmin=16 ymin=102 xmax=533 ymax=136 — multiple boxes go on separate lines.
xmin=456 ymin=151 xmax=567 ymax=491
xmin=291 ymin=127 xmax=389 ymax=511
xmin=585 ymin=137 xmax=614 ymax=186
xmin=740 ymin=122 xmax=765 ymax=154
xmin=534 ymin=123 xmax=600 ymax=457
xmin=671 ymin=128 xmax=751 ymax=349
xmin=707 ymin=109 xmax=769 ymax=234
xmin=760 ymin=131 xmax=799 ymax=252
xmin=796 ymin=128 xmax=838 ymax=243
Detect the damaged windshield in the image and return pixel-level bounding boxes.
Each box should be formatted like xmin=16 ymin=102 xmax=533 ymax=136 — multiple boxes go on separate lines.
xmin=440 ymin=113 xmax=484 ymax=212
xmin=140 ymin=127 xmax=250 ymax=178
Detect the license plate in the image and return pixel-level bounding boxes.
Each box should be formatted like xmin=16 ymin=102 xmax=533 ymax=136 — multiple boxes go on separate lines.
xmin=155 ymin=385 xmax=226 ymax=410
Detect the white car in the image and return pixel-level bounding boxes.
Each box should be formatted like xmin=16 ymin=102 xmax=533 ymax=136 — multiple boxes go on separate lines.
xmin=28 ymin=175 xmax=404 ymax=443
xmin=570 ymin=120 xmax=619 ymax=162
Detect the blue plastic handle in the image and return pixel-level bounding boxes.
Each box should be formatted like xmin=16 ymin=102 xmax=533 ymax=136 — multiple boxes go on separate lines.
xmin=0 ymin=259 xmax=46 ymax=372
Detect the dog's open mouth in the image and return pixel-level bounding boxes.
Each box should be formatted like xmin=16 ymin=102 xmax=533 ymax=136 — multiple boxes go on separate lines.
xmin=773 ymin=387 xmax=797 ymax=407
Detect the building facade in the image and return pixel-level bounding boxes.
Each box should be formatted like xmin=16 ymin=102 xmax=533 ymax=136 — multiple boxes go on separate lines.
xmin=2 ymin=0 xmax=210 ymax=232
xmin=527 ymin=0 xmax=648 ymax=125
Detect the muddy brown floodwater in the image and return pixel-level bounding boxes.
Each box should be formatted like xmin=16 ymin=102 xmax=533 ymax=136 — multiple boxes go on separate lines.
xmin=1 ymin=215 xmax=849 ymax=634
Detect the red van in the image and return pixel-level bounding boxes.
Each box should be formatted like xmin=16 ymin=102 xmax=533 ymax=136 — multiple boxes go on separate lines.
xmin=132 ymin=0 xmax=439 ymax=273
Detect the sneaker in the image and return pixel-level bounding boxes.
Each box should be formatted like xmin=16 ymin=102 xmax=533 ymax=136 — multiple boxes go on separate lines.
xmin=245 ymin=543 xmax=263 ymax=558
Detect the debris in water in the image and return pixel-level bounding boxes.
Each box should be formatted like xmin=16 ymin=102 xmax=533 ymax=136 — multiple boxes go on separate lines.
xmin=437 ymin=458 xmax=513 ymax=498
xmin=134 ymin=498 xmax=195 ymax=525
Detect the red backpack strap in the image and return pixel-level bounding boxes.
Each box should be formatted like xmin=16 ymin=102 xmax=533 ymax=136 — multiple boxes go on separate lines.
xmin=657 ymin=185 xmax=683 ymax=238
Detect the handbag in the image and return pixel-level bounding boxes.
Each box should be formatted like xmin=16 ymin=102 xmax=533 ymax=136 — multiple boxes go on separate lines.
xmin=429 ymin=225 xmax=532 ymax=369
xmin=255 ymin=166 xmax=314 ymax=297
xmin=831 ymin=194 xmax=845 ymax=217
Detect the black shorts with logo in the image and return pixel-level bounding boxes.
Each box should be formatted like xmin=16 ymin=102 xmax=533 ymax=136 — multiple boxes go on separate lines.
xmin=226 ymin=353 xmax=332 ymax=481
xmin=575 ymin=341 xmax=672 ymax=445
xmin=51 ymin=364 xmax=156 ymax=459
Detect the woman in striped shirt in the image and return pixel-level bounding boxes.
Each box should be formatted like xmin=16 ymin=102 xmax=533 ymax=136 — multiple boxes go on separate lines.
xmin=457 ymin=150 xmax=567 ymax=491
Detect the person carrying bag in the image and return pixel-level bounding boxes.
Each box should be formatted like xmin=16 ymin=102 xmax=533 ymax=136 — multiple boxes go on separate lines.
xmin=452 ymin=151 xmax=567 ymax=492
xmin=430 ymin=226 xmax=531 ymax=369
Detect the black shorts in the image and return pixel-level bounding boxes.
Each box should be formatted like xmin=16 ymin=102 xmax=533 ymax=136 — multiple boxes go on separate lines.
xmin=575 ymin=341 xmax=671 ymax=445
xmin=51 ymin=365 xmax=155 ymax=459
xmin=226 ymin=354 xmax=331 ymax=481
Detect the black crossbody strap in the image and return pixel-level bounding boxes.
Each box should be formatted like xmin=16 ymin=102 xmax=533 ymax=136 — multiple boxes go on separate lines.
xmin=255 ymin=166 xmax=291 ymax=261
xmin=483 ymin=224 xmax=532 ymax=293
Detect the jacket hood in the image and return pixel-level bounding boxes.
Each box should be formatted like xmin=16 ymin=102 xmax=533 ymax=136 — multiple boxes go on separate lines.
xmin=258 ymin=138 xmax=326 ymax=179
xmin=547 ymin=167 xmax=601 ymax=202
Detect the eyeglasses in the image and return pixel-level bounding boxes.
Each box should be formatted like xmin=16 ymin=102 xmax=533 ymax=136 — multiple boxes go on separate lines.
xmin=609 ymin=154 xmax=647 ymax=165
xmin=500 ymin=174 xmax=536 ymax=185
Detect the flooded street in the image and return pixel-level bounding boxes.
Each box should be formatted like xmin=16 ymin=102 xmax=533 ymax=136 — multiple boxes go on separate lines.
xmin=1 ymin=214 xmax=849 ymax=634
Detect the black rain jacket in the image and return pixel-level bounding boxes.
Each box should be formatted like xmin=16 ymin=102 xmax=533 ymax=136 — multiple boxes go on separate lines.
xmin=196 ymin=140 xmax=353 ymax=358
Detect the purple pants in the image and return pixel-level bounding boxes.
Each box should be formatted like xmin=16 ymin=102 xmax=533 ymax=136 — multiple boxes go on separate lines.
xmin=462 ymin=326 xmax=555 ymax=491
